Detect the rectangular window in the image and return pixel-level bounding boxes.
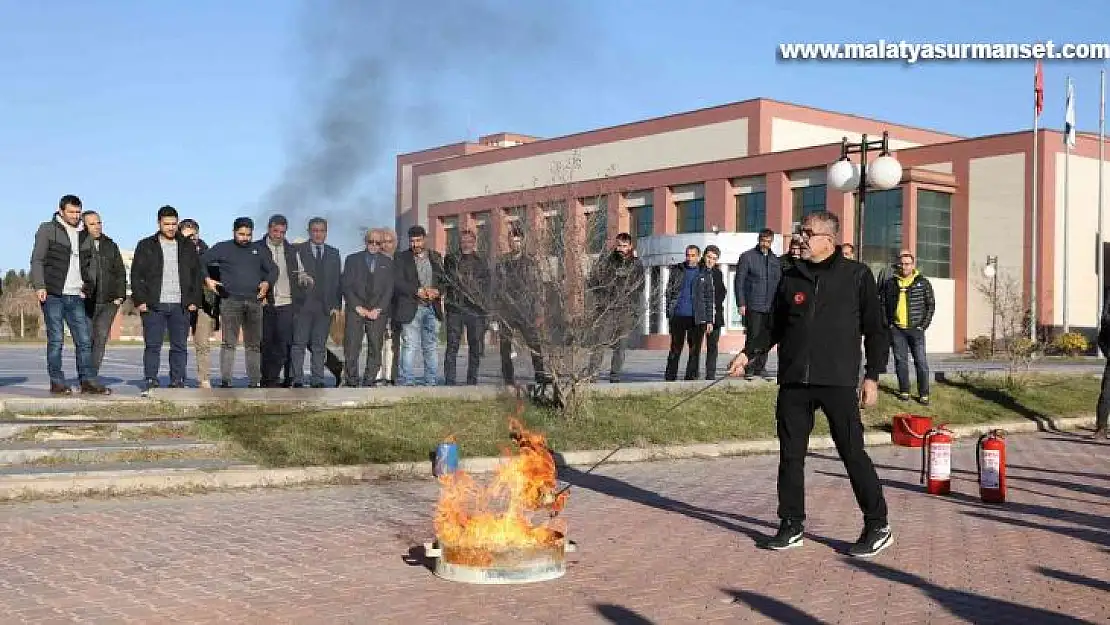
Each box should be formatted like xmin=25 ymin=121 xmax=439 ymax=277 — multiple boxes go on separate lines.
xmin=585 ymin=196 xmax=608 ymax=255
xmin=472 ymin=211 xmax=491 ymax=255
xmin=441 ymin=216 xmax=460 ymax=256
xmin=916 ymin=190 xmax=952 ymax=279
xmin=504 ymin=205 xmax=526 ymax=239
xmin=675 ymin=198 xmax=705 ymax=234
xmin=791 ymin=185 xmax=827 ymax=228
xmin=542 ymin=202 xmax=565 ymax=258
xmin=857 ymin=188 xmax=903 ymax=272
xmin=735 ymin=192 xmax=767 ymax=233
xmin=630 ymin=204 xmax=654 ymax=240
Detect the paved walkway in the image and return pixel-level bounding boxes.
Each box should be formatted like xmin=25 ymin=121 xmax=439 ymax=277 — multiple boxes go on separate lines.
xmin=1 ymin=432 xmax=1107 ymax=624
xmin=0 ymin=344 xmax=1105 ymax=398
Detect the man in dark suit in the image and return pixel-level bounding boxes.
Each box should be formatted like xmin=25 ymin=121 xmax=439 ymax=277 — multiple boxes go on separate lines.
xmin=342 ymin=229 xmax=394 ymax=386
xmin=290 ymin=217 xmax=345 ymax=388
xmin=393 ymin=225 xmax=446 ymax=386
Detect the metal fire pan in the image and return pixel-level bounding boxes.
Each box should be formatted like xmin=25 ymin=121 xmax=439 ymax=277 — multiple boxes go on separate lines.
xmin=423 ymin=535 xmax=577 ymax=585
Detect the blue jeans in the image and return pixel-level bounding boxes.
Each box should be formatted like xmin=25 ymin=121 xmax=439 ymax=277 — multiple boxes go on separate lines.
xmin=42 ymin=294 xmax=93 ymax=386
xmin=891 ymin=326 xmax=930 ymax=397
xmin=400 ymin=305 xmax=439 ymax=386
xmin=141 ymin=304 xmax=191 ymax=383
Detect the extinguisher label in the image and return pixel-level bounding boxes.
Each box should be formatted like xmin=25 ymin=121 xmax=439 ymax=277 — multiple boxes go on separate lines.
xmin=981 ymin=449 xmax=1001 ymax=489
xmin=930 ymin=443 xmax=952 ymax=480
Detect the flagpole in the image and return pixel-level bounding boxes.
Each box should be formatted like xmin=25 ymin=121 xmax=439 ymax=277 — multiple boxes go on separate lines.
xmin=1064 ymin=75 xmax=1072 ymax=334
xmin=1099 ymin=68 xmax=1106 ymax=326
xmin=1030 ymin=70 xmax=1041 ymax=340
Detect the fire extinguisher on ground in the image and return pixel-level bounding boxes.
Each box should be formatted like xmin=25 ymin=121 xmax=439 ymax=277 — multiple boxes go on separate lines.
xmin=920 ymin=424 xmax=955 ymax=495
xmin=976 ymin=429 xmax=1007 ymax=503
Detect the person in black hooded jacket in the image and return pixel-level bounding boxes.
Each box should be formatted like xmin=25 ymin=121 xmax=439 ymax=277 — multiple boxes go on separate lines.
xmin=728 ymin=210 xmax=893 ymax=560
xmin=701 ymin=244 xmax=728 ymax=379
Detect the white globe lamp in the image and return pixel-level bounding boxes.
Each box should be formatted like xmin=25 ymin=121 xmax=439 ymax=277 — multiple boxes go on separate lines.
xmin=982 ymin=263 xmax=996 ymax=279
xmin=827 ymin=159 xmax=860 ymax=192
xmin=868 ymin=154 xmax=903 ymax=190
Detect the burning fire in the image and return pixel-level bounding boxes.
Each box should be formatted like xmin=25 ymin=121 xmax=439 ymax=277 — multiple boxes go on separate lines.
xmin=433 ymin=401 xmax=569 ymax=560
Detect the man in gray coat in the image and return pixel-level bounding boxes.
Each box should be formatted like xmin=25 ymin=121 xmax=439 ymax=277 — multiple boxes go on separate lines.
xmin=734 ymin=228 xmax=782 ymax=380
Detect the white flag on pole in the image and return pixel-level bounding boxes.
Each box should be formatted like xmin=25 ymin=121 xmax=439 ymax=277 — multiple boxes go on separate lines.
xmin=1064 ymin=77 xmax=1077 ymax=147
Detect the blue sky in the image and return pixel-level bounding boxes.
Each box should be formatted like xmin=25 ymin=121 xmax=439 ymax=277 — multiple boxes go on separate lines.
xmin=1 ymin=0 xmax=1107 ymax=272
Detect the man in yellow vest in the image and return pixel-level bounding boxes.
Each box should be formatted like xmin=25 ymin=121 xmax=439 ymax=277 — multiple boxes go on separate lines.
xmin=879 ymin=250 xmax=935 ymax=405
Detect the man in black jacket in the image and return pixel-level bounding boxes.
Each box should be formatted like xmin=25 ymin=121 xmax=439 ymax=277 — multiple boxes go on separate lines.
xmin=130 ymin=206 xmax=203 ymax=391
xmin=80 ymin=211 xmax=127 ymax=379
xmin=728 ymin=210 xmax=893 ymax=559
xmin=392 ymin=225 xmax=446 ymax=386
xmin=879 ymin=250 xmax=936 ymax=405
xmin=493 ymin=226 xmax=548 ymax=385
xmin=442 ymin=228 xmax=490 ymax=386
xmin=1094 ymin=305 xmax=1110 ymax=439
xmin=29 ymin=195 xmax=109 ymax=395
xmin=587 ymin=232 xmax=645 ymax=383
xmin=734 ymin=228 xmax=782 ymax=380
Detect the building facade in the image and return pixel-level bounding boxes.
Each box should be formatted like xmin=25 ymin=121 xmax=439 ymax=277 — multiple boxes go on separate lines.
xmin=396 ymin=98 xmax=1110 ymax=353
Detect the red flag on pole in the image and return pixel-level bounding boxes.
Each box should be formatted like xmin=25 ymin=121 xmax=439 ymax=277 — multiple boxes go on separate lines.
xmin=1034 ymin=60 xmax=1045 ymax=117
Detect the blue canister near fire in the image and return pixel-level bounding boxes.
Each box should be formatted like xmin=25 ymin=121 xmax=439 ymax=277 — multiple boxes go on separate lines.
xmin=434 ymin=440 xmax=459 ymax=476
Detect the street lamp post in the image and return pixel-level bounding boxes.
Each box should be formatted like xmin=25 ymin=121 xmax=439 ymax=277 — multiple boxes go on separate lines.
xmin=983 ymin=255 xmax=999 ymax=355
xmin=826 ymin=131 xmax=904 ymax=264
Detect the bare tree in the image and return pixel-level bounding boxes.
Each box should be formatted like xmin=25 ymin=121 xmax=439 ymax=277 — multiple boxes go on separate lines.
xmin=976 ymin=269 xmax=1036 ymax=386
xmin=0 ymin=286 xmax=43 ymax=339
xmin=446 ymin=153 xmax=649 ymax=417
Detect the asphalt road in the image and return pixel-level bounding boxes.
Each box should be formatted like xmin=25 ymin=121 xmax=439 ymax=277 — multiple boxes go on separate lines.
xmin=0 ymin=343 xmax=1105 ymax=397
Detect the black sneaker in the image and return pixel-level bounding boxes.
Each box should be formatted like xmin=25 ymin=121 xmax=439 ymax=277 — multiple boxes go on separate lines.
xmin=897 ymin=392 xmax=911 ymax=401
xmin=849 ymin=524 xmax=893 ymax=558
xmin=145 ymin=378 xmax=160 ymax=392
xmin=760 ymin=520 xmax=804 ymax=551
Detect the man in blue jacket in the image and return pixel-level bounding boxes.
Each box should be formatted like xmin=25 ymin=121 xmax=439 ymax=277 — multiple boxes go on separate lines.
xmin=734 ymin=228 xmax=782 ymax=380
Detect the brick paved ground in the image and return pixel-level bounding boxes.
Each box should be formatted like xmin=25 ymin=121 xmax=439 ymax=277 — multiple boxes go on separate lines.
xmin=0 ymin=431 xmax=1107 ymax=624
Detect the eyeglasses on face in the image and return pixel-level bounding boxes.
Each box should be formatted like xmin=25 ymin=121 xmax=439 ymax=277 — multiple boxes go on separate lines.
xmin=796 ymin=227 xmax=832 ymax=240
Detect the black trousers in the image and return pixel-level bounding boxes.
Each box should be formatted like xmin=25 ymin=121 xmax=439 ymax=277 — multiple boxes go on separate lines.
xmin=444 ymin=309 xmax=485 ymax=385
xmin=744 ymin=310 xmax=772 ymax=375
xmin=1096 ymin=360 xmax=1110 ymax=430
xmin=776 ymin=384 xmax=888 ymax=526
xmin=344 ymin=312 xmax=388 ymax=385
xmin=500 ymin=323 xmax=546 ymax=384
xmin=665 ymin=315 xmax=705 ymax=381
xmin=261 ymin=304 xmax=294 ymax=386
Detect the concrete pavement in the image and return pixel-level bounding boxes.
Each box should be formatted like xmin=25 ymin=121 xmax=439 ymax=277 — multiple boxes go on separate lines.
xmin=0 ymin=431 xmax=1106 ymax=624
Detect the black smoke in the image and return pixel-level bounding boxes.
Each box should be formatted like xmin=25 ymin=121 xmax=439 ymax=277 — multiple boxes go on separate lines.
xmin=259 ymin=0 xmax=590 ymax=250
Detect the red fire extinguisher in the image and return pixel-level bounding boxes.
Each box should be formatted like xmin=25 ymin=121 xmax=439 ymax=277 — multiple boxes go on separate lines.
xmin=920 ymin=424 xmax=954 ymax=495
xmin=976 ymin=429 xmax=1007 ymax=503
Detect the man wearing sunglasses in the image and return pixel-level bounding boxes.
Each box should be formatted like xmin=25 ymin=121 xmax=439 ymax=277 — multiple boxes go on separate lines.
xmin=728 ymin=211 xmax=892 ymax=559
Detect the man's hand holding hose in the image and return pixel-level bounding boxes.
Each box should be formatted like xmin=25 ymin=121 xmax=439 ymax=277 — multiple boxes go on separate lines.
xmin=729 ymin=351 xmax=878 ymax=408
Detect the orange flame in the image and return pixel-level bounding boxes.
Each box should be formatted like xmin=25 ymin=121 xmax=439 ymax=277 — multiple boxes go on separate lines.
xmin=433 ymin=399 xmax=568 ymax=553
